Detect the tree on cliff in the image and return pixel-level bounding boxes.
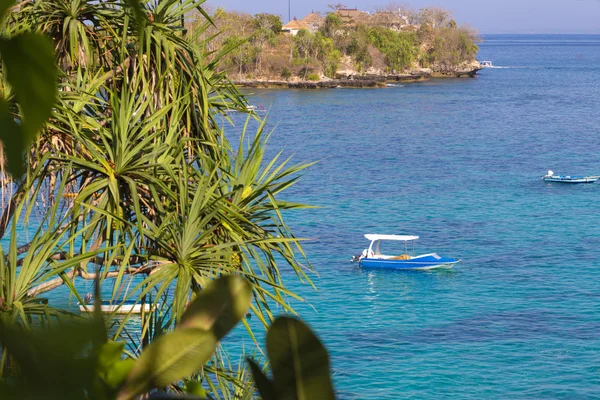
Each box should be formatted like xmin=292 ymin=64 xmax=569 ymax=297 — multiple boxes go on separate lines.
xmin=374 ymin=2 xmax=417 ymax=23
xmin=253 ymin=13 xmax=283 ymax=71
xmin=367 ymin=27 xmax=417 ymax=72
xmin=418 ymin=7 xmax=451 ymax=28
xmin=328 ymin=3 xmax=347 ymax=11
xmin=424 ymin=26 xmax=479 ymax=69
xmin=322 ymin=13 xmax=344 ymax=38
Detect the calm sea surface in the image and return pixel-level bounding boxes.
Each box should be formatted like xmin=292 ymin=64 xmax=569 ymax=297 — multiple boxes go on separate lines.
xmin=230 ymin=34 xmax=600 ymax=399
xmin=16 ymin=35 xmax=600 ymax=398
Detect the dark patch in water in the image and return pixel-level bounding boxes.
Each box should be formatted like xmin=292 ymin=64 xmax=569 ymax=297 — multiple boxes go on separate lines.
xmin=346 ymin=310 xmax=598 ymax=345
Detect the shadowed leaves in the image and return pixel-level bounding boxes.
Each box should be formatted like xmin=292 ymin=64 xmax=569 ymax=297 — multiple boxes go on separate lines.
xmin=249 ymin=317 xmax=335 ymax=400
xmin=0 ymin=32 xmax=57 ymax=175
xmin=117 ymin=276 xmax=252 ymax=400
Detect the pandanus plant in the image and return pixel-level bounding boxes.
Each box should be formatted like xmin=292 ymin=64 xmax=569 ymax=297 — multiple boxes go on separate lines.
xmin=0 ymin=0 xmax=325 ymax=397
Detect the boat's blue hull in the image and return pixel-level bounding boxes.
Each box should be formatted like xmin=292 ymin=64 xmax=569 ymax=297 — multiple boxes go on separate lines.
xmin=543 ymin=176 xmax=599 ymax=183
xmin=359 ymin=255 xmax=459 ymax=270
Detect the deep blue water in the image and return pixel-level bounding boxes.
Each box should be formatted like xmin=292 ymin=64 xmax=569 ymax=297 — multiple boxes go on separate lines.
xmin=228 ymin=35 xmax=600 ymax=399
xmin=7 ymin=34 xmax=599 ymax=398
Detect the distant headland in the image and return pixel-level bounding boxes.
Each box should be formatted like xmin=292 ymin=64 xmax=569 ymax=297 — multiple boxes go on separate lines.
xmin=188 ymin=4 xmax=481 ymax=88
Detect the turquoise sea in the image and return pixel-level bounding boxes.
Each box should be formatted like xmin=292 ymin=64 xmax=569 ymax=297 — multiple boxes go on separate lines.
xmin=232 ymin=35 xmax=600 ymax=399
xmin=9 ymin=34 xmax=599 ymax=399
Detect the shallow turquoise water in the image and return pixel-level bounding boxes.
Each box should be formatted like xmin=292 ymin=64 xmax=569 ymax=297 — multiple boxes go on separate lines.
xmin=228 ymin=35 xmax=600 ymax=399
xmin=7 ymin=34 xmax=600 ymax=398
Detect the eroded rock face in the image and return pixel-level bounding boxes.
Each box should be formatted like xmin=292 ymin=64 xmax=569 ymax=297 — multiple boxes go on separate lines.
xmin=232 ymin=79 xmax=383 ymax=89
xmin=431 ymin=60 xmax=482 ymax=77
xmin=233 ymin=60 xmax=481 ymax=89
xmin=334 ymin=59 xmax=480 ymax=81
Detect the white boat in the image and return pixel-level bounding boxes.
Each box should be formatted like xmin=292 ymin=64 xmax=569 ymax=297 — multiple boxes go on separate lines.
xmin=480 ymin=60 xmax=493 ymax=68
xmin=79 ymin=300 xmax=157 ymax=314
xmin=223 ymin=104 xmax=265 ymax=113
xmin=351 ymin=234 xmax=460 ymax=270
xmin=542 ymin=170 xmax=600 ymax=184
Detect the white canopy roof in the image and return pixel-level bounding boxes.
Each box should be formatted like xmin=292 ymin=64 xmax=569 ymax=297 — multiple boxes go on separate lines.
xmin=365 ymin=234 xmax=419 ymax=242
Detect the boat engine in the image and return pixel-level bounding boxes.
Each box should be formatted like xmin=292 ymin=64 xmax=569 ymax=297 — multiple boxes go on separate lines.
xmin=351 ymin=249 xmax=368 ymax=263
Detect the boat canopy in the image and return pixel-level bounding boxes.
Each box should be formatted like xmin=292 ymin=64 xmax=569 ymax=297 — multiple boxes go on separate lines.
xmin=365 ymin=234 xmax=419 ymax=242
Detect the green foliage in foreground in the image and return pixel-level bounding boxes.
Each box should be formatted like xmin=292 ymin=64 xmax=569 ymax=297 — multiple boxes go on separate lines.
xmin=0 ymin=276 xmax=335 ymax=400
xmin=248 ymin=317 xmax=335 ymax=400
xmin=0 ymin=0 xmax=58 ymax=175
xmin=0 ymin=0 xmax=332 ymax=398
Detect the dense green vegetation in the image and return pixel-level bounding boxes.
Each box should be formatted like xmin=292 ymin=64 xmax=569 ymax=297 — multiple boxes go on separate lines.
xmin=191 ymin=5 xmax=479 ymax=80
xmin=0 ymin=0 xmax=334 ymax=398
xmin=363 ymin=27 xmax=417 ymax=72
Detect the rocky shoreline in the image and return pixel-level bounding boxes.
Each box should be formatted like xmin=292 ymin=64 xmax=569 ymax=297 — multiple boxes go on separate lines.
xmin=233 ymin=65 xmax=481 ymax=89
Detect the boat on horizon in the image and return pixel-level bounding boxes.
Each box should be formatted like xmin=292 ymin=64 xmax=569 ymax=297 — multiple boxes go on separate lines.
xmin=542 ymin=170 xmax=600 ymax=184
xmin=351 ymin=234 xmax=460 ymax=270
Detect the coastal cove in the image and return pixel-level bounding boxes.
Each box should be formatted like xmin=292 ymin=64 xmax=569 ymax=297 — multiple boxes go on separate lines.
xmin=221 ymin=34 xmax=600 ymax=399
xmin=2 ymin=0 xmax=600 ymax=396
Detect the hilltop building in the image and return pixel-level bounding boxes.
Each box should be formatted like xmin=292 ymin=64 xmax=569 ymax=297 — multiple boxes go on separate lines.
xmin=282 ymin=18 xmax=310 ymax=35
xmin=368 ymin=11 xmax=410 ymax=32
xmin=334 ymin=8 xmax=369 ymax=26
xmin=301 ymin=12 xmax=325 ymax=33
xmin=287 ymin=9 xmax=418 ymax=35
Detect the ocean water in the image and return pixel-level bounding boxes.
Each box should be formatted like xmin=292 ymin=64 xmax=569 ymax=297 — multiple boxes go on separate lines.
xmin=6 ymin=34 xmax=599 ymax=398
xmin=230 ymin=35 xmax=600 ymax=399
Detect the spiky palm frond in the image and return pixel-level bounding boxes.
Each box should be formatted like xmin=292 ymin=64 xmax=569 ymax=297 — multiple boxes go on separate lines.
xmin=0 ymin=0 xmax=316 ymax=396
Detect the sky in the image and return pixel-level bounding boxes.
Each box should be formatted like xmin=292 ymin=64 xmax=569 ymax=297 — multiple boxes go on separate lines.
xmin=208 ymin=0 xmax=600 ymax=34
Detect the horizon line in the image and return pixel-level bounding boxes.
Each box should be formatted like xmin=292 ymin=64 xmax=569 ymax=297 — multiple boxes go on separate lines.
xmin=480 ymin=32 xmax=600 ymax=35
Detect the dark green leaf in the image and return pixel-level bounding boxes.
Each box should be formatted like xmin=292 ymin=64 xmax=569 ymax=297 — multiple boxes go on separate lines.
xmin=179 ymin=275 xmax=252 ymax=341
xmin=247 ymin=358 xmax=277 ymax=400
xmin=96 ymin=341 xmax=134 ymax=389
xmin=184 ymin=380 xmax=209 ymax=397
xmin=117 ymin=328 xmax=217 ymax=400
xmin=0 ymin=320 xmax=105 ymax=399
xmin=0 ymin=0 xmax=14 ymax=22
xmin=105 ymin=358 xmax=135 ymax=390
xmin=0 ymin=99 xmax=26 ymax=176
xmin=267 ymin=317 xmax=335 ymax=400
xmin=97 ymin=342 xmax=125 ymax=369
xmin=123 ymin=0 xmax=148 ymax=32
xmin=0 ymin=384 xmax=16 ymax=400
xmin=0 ymin=32 xmax=57 ymax=139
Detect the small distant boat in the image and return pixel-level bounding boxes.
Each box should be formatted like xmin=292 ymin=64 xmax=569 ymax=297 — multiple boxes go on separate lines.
xmin=480 ymin=60 xmax=493 ymax=68
xmin=224 ymin=105 xmax=265 ymax=113
xmin=351 ymin=234 xmax=460 ymax=270
xmin=79 ymin=300 xmax=156 ymax=314
xmin=542 ymin=170 xmax=600 ymax=184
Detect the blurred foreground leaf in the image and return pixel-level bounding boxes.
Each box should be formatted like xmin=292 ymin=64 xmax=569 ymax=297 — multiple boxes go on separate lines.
xmin=117 ymin=275 xmax=252 ymax=400
xmin=117 ymin=328 xmax=217 ymax=400
xmin=247 ymin=358 xmax=276 ymax=400
xmin=0 ymin=319 xmax=105 ymax=400
xmin=0 ymin=0 xmax=14 ymax=21
xmin=249 ymin=317 xmax=335 ymax=400
xmin=0 ymin=99 xmax=25 ymax=175
xmin=0 ymin=32 xmax=57 ymax=176
xmin=179 ymin=275 xmax=252 ymax=340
